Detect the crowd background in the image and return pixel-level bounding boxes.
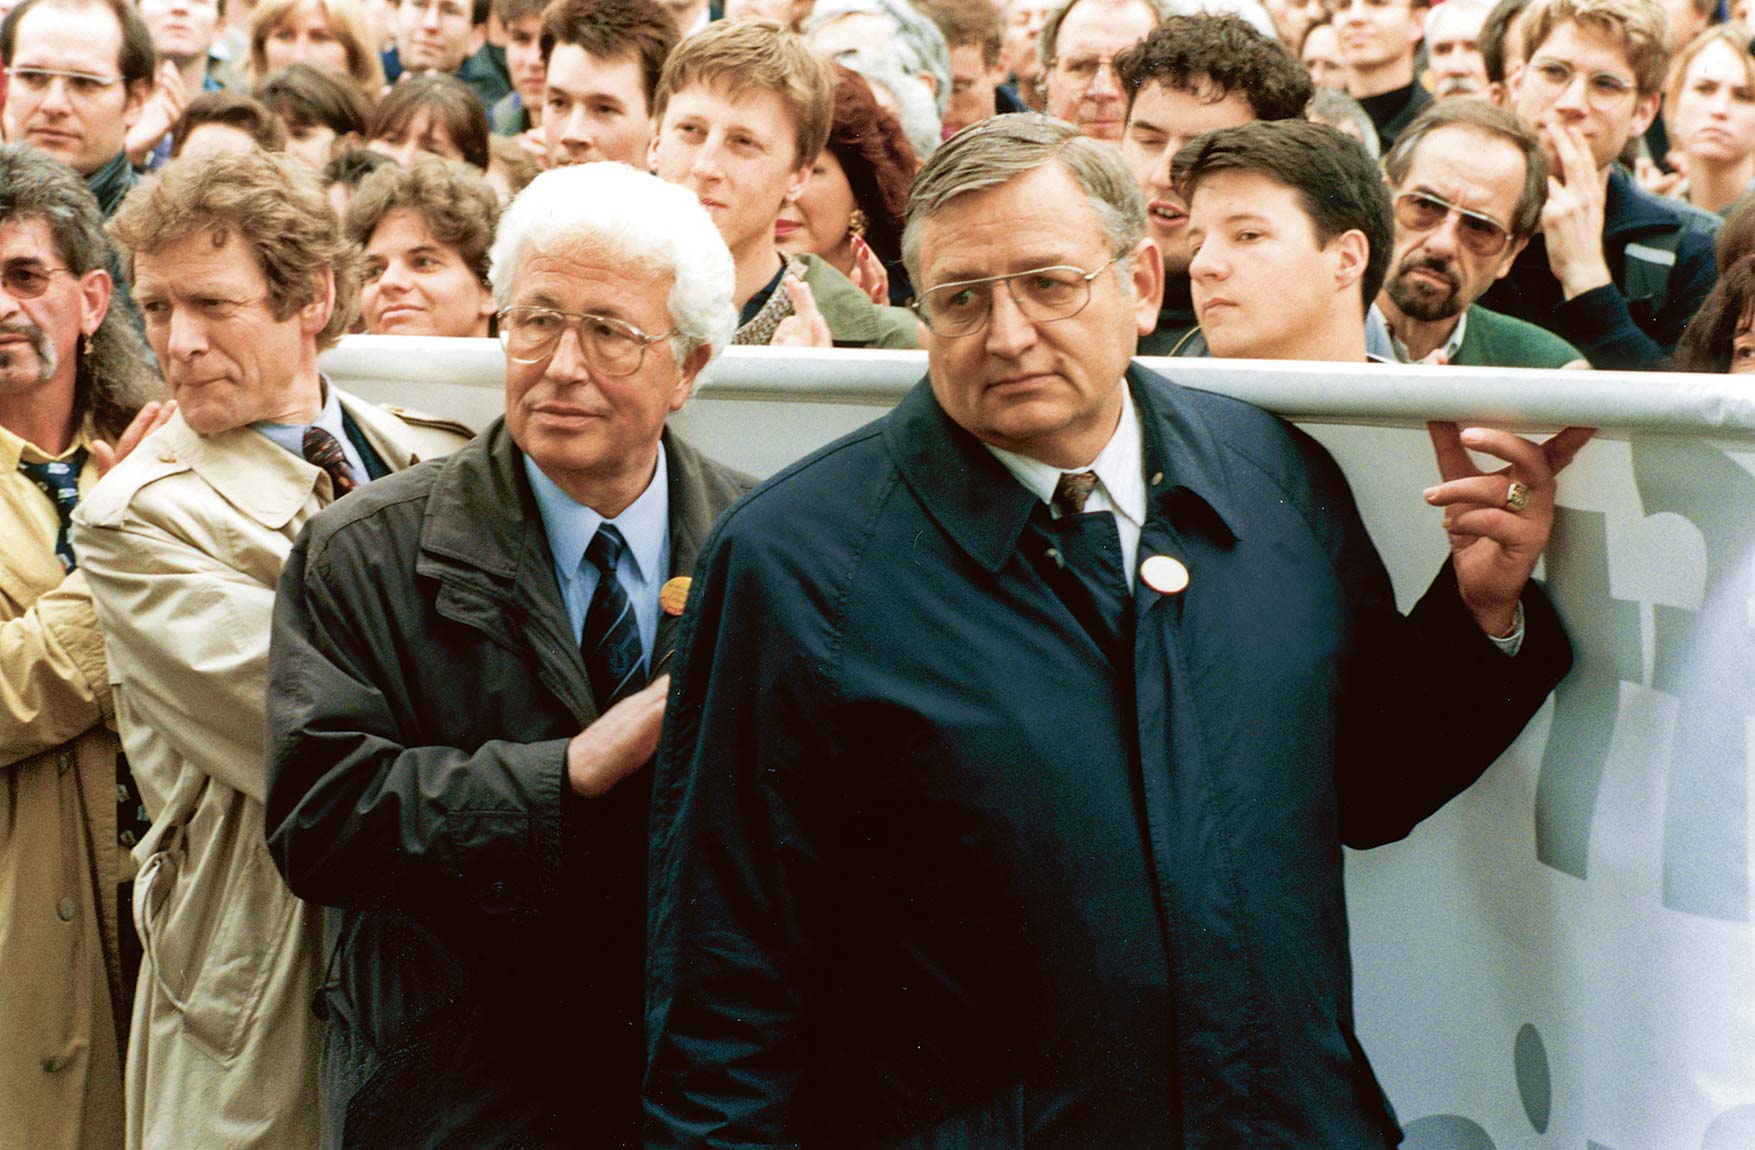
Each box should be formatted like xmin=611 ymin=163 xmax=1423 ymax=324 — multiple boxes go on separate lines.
xmin=0 ymin=0 xmax=1751 ymax=1140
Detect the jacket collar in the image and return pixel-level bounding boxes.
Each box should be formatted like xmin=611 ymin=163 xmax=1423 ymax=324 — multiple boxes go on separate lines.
xmin=159 ymin=386 xmax=420 ymax=530
xmin=1603 ymin=164 xmax=1689 ymax=239
xmin=882 ymin=363 xmax=1242 ymax=575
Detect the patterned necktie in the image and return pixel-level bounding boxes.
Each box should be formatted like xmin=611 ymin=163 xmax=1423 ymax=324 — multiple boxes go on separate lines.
xmin=302 ymin=425 xmax=358 ymax=497
xmin=19 ymin=449 xmax=87 ymax=573
xmin=1052 ymin=469 xmax=1101 ymax=517
xmin=580 ymin=524 xmax=647 ymax=713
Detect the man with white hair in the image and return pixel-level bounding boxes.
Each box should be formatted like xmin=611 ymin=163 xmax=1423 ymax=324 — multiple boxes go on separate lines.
xmin=1425 ymin=0 xmax=1493 ymax=99
xmin=263 ymin=161 xmax=753 ymax=1149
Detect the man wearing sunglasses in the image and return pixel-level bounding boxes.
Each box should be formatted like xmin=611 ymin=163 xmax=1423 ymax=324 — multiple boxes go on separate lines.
xmin=262 ymin=162 xmax=750 ymax=1148
xmin=1478 ymin=0 xmax=1718 ymax=370
xmin=0 ymin=0 xmax=155 ymax=218
xmin=647 ymin=113 xmax=1584 ymax=1149
xmin=1375 ymin=100 xmax=1588 ymax=367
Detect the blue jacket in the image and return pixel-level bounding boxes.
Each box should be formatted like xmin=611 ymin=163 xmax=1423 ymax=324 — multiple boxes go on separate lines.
xmin=1476 ymin=165 xmax=1718 ymax=371
xmin=645 ymin=366 xmax=1572 ymax=1148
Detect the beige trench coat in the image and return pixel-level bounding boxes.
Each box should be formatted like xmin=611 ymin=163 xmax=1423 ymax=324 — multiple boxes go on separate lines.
xmin=71 ymin=395 xmax=470 ymax=1150
xmin=0 ymin=438 xmax=127 ymax=1150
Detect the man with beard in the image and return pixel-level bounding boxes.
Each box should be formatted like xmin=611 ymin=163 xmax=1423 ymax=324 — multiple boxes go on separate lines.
xmin=1115 ymin=15 xmax=1311 ymax=353
xmin=1375 ymin=101 xmax=1588 ymax=367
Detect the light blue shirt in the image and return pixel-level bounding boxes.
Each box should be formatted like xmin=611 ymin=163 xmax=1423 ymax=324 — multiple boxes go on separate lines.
xmin=523 ymin=443 xmax=670 ymax=673
xmin=254 ymin=377 xmax=372 ymax=483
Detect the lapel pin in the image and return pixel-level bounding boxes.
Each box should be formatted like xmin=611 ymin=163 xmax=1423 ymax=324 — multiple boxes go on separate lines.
xmin=660 ymin=576 xmax=692 ymax=617
xmin=1140 ymin=555 xmax=1189 ymax=595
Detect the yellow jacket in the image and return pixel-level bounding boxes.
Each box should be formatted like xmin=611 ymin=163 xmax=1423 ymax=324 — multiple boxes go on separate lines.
xmin=0 ymin=426 xmax=126 ymax=1150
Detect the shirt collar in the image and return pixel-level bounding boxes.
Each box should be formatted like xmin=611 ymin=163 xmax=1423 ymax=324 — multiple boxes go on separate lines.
xmin=1375 ymin=303 xmax=1468 ymax=365
xmin=0 ymin=417 xmax=94 ymax=469
xmin=252 ymin=375 xmax=348 ymax=458
xmin=523 ymin=439 xmax=669 ymax=582
xmin=984 ymin=387 xmax=1147 ymax=527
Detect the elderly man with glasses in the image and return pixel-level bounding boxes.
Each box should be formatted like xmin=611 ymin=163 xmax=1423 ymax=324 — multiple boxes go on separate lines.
xmin=1374 ymin=100 xmax=1589 ymax=367
xmin=262 ymin=161 xmax=751 ymax=1149
xmin=645 ymin=113 xmax=1584 ymax=1149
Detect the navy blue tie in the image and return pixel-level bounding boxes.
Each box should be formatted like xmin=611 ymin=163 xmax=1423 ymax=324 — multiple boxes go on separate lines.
xmin=19 ymin=449 xmax=87 ymax=573
xmin=580 ymin=524 xmax=647 ymax=712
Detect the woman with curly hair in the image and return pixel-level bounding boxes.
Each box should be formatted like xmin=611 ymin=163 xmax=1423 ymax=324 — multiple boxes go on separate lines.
xmin=345 ymin=159 xmax=500 ymax=336
xmin=776 ymin=65 xmax=919 ymax=303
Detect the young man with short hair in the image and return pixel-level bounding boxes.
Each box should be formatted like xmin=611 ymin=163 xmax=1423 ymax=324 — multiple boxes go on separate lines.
xmin=540 ymin=0 xmax=679 ymax=168
xmin=1177 ymin=118 xmax=1390 ymax=361
xmin=130 ymin=0 xmax=226 ymax=166
xmin=1482 ymin=0 xmax=1718 ymax=370
xmin=648 ymin=18 xmax=918 ymax=347
xmin=1375 ymin=100 xmax=1588 ymax=367
xmin=388 ymin=0 xmax=510 ymax=109
xmin=0 ymin=0 xmax=155 ymax=216
xmin=490 ymin=0 xmax=547 ymax=137
xmin=1117 ymin=14 xmax=1312 ymax=352
xmin=1331 ymin=0 xmax=1430 ymax=149
xmin=925 ymin=0 xmax=1024 ymax=137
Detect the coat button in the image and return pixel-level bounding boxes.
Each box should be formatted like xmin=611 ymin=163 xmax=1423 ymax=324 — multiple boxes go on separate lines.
xmin=57 ymin=897 xmax=76 ymax=922
xmin=42 ymin=1054 xmax=73 ymax=1073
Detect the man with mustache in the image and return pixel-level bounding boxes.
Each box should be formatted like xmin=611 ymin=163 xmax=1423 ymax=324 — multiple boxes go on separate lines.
xmin=1425 ymin=0 xmax=1493 ymax=100
xmin=1375 ymin=100 xmax=1588 ymax=367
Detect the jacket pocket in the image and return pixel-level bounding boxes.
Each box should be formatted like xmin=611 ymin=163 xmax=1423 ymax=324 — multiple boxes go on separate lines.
xmin=135 ymin=822 xmax=303 ymax=1061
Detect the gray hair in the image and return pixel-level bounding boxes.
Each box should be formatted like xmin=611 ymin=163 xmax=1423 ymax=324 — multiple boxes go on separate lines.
xmin=1382 ymin=98 xmax=1548 ymax=238
xmin=488 ymin=162 xmax=737 ymax=364
xmin=807 ymin=0 xmax=953 ymax=117
xmin=1308 ymin=87 xmax=1381 ymax=161
xmin=0 ymin=145 xmax=159 ymax=443
xmin=1040 ymin=0 xmax=1172 ymax=68
xmin=838 ymin=48 xmax=943 ymax=161
xmin=902 ymin=113 xmax=1145 ymax=284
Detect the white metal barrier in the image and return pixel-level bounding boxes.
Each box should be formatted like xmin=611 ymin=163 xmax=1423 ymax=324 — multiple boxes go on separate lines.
xmin=323 ymin=335 xmax=1755 ymax=1149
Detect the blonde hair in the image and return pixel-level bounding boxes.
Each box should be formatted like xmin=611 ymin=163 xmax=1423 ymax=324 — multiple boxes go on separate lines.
xmin=652 ymin=18 xmax=835 ymax=166
xmin=249 ymin=0 xmax=386 ymax=100
xmin=1521 ymin=0 xmax=1671 ymax=94
xmin=110 ymin=149 xmax=363 ymax=351
xmin=1664 ymin=23 xmax=1755 ymax=124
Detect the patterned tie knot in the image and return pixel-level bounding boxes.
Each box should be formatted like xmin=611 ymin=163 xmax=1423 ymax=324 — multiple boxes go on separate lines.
xmin=1052 ymin=469 xmax=1101 ymax=517
xmin=586 ymin=523 xmax=627 ymax=576
xmin=301 ymin=425 xmax=358 ymax=496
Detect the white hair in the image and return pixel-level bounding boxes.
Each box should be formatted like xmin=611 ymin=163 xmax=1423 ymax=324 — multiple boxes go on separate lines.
xmin=807 ymin=0 xmax=953 ymax=117
xmin=488 ymin=162 xmax=738 ymax=365
xmin=1425 ymin=0 xmax=1492 ymax=40
xmin=838 ymin=48 xmax=943 ymax=161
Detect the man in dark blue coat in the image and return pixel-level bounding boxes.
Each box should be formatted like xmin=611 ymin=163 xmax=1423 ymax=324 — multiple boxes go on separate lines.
xmin=645 ymin=115 xmax=1584 ymax=1148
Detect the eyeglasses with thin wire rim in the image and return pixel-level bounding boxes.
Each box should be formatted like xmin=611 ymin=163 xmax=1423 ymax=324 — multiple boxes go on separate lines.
xmin=3 ymin=67 xmax=125 ymax=101
xmin=1392 ymin=191 xmax=1514 ymax=258
xmin=910 ymin=256 xmax=1125 ymax=338
xmin=0 ymin=262 xmax=75 ymax=301
xmin=1521 ymin=56 xmax=1639 ymax=110
xmin=496 ymin=305 xmax=676 ymax=376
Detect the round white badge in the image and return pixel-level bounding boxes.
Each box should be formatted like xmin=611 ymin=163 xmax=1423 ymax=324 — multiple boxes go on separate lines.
xmin=1140 ymin=555 xmax=1189 ymax=595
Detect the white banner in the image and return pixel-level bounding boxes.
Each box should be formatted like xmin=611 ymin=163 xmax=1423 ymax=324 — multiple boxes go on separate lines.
xmin=326 ymin=337 xmax=1755 ymax=1148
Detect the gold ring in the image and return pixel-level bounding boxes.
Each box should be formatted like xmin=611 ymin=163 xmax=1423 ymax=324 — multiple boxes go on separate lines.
xmin=1505 ymin=480 xmax=1531 ymax=512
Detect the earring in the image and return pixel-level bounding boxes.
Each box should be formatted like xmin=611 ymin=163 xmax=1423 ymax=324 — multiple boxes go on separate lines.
xmin=848 ymin=207 xmax=868 ymax=238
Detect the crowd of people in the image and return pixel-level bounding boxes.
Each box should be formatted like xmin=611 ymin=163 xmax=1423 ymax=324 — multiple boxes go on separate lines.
xmin=0 ymin=0 xmax=1740 ymax=1142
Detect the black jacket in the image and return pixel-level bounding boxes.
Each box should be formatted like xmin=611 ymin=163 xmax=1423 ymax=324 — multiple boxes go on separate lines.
xmin=645 ymin=367 xmax=1573 ymax=1148
xmin=1477 ymin=165 xmax=1718 ymax=371
xmin=265 ymin=420 xmax=752 ymax=1149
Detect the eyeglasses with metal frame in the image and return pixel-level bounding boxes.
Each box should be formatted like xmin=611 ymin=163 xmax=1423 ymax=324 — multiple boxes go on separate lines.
xmin=910 ymin=256 xmax=1124 ymax=338
xmin=3 ymin=67 xmax=125 ymax=100
xmin=0 ymin=262 xmax=74 ymax=300
xmin=496 ymin=305 xmax=676 ymax=376
xmin=1521 ymin=57 xmax=1639 ymax=109
xmin=1392 ymin=191 xmax=1514 ymax=258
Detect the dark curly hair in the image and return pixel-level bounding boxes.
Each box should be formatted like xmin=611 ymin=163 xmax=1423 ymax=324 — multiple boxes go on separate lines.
xmin=1673 ymin=254 xmax=1755 ymax=373
xmin=825 ymin=65 xmax=918 ymax=270
xmin=1116 ymin=14 xmax=1313 ymax=123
